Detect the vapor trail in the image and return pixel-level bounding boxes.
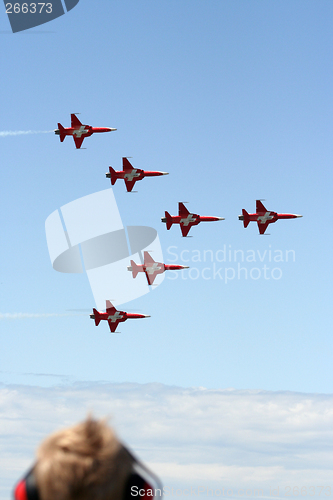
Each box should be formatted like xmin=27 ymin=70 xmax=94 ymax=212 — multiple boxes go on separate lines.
xmin=0 ymin=312 xmax=85 ymax=319
xmin=0 ymin=130 xmax=53 ymax=137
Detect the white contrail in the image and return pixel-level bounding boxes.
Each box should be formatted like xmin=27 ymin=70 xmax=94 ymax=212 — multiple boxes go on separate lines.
xmin=0 ymin=312 xmax=84 ymax=319
xmin=0 ymin=130 xmax=53 ymax=137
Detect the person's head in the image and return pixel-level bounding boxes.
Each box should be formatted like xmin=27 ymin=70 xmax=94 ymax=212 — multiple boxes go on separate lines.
xmin=13 ymin=417 xmax=162 ymax=500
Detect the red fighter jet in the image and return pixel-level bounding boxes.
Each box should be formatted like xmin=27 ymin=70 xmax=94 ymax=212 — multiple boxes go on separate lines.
xmin=128 ymin=251 xmax=189 ymax=285
xmin=106 ymin=157 xmax=169 ymax=192
xmin=161 ymin=202 xmax=225 ymax=237
xmin=239 ymin=200 xmax=303 ymax=235
xmin=55 ymin=113 xmax=116 ymax=149
xmin=90 ymin=300 xmax=150 ymax=333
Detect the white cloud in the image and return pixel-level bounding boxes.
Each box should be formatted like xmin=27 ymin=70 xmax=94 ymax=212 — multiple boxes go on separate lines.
xmin=0 ymin=383 xmax=332 ymax=499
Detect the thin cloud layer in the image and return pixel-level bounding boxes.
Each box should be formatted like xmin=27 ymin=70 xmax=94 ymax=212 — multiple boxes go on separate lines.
xmin=0 ymin=382 xmax=332 ymax=498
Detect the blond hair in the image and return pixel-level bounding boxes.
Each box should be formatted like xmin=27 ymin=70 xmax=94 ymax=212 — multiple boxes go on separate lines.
xmin=34 ymin=417 xmax=133 ymax=500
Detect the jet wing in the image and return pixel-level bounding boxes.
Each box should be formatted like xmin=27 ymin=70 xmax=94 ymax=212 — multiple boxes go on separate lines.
xmin=144 ymin=251 xmax=155 ymax=264
xmin=181 ymin=223 xmax=192 ymax=237
xmin=105 ymin=300 xmax=116 ymax=314
xmin=144 ymin=271 xmax=156 ymax=286
xmin=73 ymin=136 xmax=85 ymax=149
xmin=71 ymin=113 xmax=83 ymax=128
xmin=143 ymin=252 xmax=159 ymax=285
xmin=124 ymin=180 xmax=136 ymax=192
xmin=107 ymin=319 xmax=120 ymax=333
xmin=179 ymin=202 xmax=189 ymax=216
xmin=257 ymin=221 xmax=269 ymax=235
xmin=123 ymin=157 xmax=134 ymax=170
xmin=256 ymin=200 xmax=267 ymax=213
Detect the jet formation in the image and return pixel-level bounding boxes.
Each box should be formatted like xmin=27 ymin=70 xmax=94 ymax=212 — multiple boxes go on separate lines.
xmin=53 ymin=114 xmax=302 ymax=333
xmin=55 ymin=114 xmax=116 ymax=149
xmin=161 ymin=202 xmax=225 ymax=237
xmin=106 ymin=157 xmax=169 ymax=192
xmin=128 ymin=251 xmax=189 ymax=285
xmin=239 ymin=200 xmax=303 ymax=235
xmin=90 ymin=300 xmax=150 ymax=333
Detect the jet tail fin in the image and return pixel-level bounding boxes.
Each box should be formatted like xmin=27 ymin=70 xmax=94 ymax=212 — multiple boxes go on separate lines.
xmin=242 ymin=209 xmax=250 ymax=228
xmin=108 ymin=167 xmax=118 ymax=185
xmin=92 ymin=308 xmax=101 ymax=326
xmin=57 ymin=123 xmax=66 ymax=142
xmin=165 ymin=211 xmax=173 ymax=230
xmin=130 ymin=260 xmax=140 ymax=279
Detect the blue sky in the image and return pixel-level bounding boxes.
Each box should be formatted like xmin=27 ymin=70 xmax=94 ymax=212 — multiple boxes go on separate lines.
xmin=1 ymin=0 xmax=332 ymax=391
xmin=0 ymin=0 xmax=333 ymax=493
